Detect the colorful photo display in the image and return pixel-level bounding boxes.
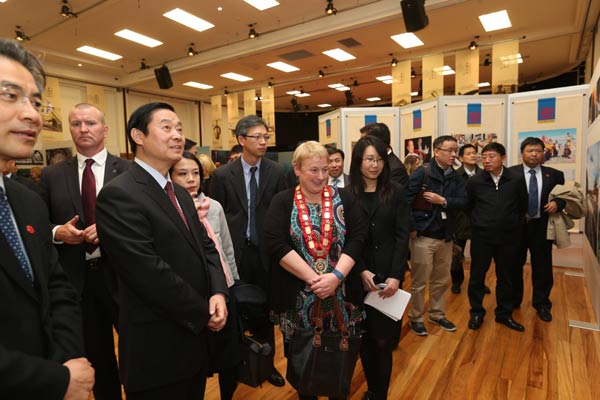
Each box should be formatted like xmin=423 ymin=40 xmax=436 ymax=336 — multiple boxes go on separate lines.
xmin=518 ymin=128 xmax=576 ymax=164
xmin=45 ymin=147 xmax=72 ymax=166
xmin=452 ymin=133 xmax=498 ymax=153
xmin=586 ymin=140 xmax=600 ymax=259
xmin=404 ymin=135 xmax=432 ymax=163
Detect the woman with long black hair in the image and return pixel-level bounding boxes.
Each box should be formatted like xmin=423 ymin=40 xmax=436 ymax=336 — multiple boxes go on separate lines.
xmin=348 ymin=135 xmax=410 ymax=400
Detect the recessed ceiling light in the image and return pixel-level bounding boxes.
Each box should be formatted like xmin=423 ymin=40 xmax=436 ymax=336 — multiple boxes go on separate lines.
xmin=163 ymin=8 xmax=215 ymax=32
xmin=286 ymin=90 xmax=301 ymax=95
xmin=335 ymin=86 xmax=351 ymax=91
xmin=376 ymin=75 xmax=393 ymax=84
xmin=267 ymin=61 xmax=300 ymax=72
xmin=411 ymin=91 xmax=419 ymax=96
xmin=296 ymin=92 xmax=311 ymax=97
xmin=183 ymin=81 xmax=214 ymax=89
xmin=76 ymin=45 xmax=122 ymax=61
xmin=244 ymin=0 xmax=280 ymax=11
xmin=220 ymin=72 xmax=253 ymax=82
xmin=479 ymin=10 xmax=512 ymax=32
xmin=217 ymin=6 xmax=223 ymax=11
xmin=366 ymin=97 xmax=381 ymax=102
xmin=500 ymin=53 xmax=523 ymax=64
xmin=435 ymin=65 xmax=455 ymax=76
xmin=114 ymin=29 xmax=162 ymax=47
xmin=328 ymin=83 xmax=345 ymax=89
xmin=77 ymin=63 xmax=82 ymax=67
xmin=318 ymin=104 xmax=332 ymax=108
xmin=322 ymin=48 xmax=356 ymax=62
xmin=478 ymin=82 xmax=491 ymax=87
xmin=390 ymin=33 xmax=424 ymax=49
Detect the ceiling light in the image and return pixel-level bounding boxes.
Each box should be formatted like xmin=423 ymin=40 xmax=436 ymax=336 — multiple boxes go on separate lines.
xmin=376 ymin=75 xmax=393 ymax=84
xmin=478 ymin=82 xmax=491 ymax=87
xmin=296 ymin=92 xmax=311 ymax=97
xmin=318 ymin=70 xmax=325 ymax=78
xmin=391 ymin=58 xmax=398 ymax=67
xmin=411 ymin=68 xmax=416 ymax=78
xmin=187 ymin=43 xmax=197 ymax=56
xmin=224 ymin=89 xmax=229 ymax=96
xmin=335 ymin=86 xmax=351 ymax=91
xmin=434 ymin=65 xmax=455 ymax=75
xmin=244 ymin=0 xmax=280 ymax=11
xmin=77 ymin=63 xmax=82 ymax=67
xmin=411 ymin=91 xmax=419 ymax=96
xmin=115 ymin=29 xmax=162 ymax=48
xmin=328 ymin=83 xmax=344 ymax=89
xmin=286 ymin=90 xmax=301 ymax=95
xmin=267 ymin=61 xmax=299 ymax=72
xmin=77 ymin=45 xmax=122 ymax=61
xmin=500 ymin=53 xmax=523 ymax=64
xmin=248 ymin=24 xmax=258 ymax=39
xmin=469 ymin=41 xmax=478 ymax=51
xmin=367 ymin=97 xmax=381 ymax=102
xmin=60 ymin=1 xmax=77 ymax=18
xmin=255 ymin=96 xmax=262 ymax=101
xmin=140 ymin=59 xmax=149 ymax=70
xmin=267 ymin=81 xmax=273 ymax=88
xmin=322 ymin=48 xmax=356 ymax=62
xmin=390 ymin=33 xmax=424 ymax=48
xmin=483 ymin=54 xmax=492 ymax=66
xmin=479 ymin=10 xmax=512 ymax=32
xmin=217 ymin=6 xmax=223 ymax=11
xmin=163 ymin=8 xmax=215 ymax=32
xmin=14 ymin=26 xmax=29 ymax=41
xmin=184 ymin=81 xmax=214 ymax=89
xmin=325 ymin=0 xmax=337 ymax=15
xmin=318 ymin=104 xmax=332 ymax=108
xmin=220 ymin=72 xmax=253 ymax=82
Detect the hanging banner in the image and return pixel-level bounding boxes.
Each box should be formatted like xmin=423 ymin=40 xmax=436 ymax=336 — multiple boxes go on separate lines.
xmin=227 ymin=93 xmax=240 ymax=147
xmin=365 ymin=115 xmax=377 ymax=125
xmin=326 ymin=119 xmax=332 ymax=137
xmin=467 ymin=103 xmax=482 ymax=126
xmin=211 ymin=95 xmax=223 ymax=150
xmin=41 ymin=76 xmax=63 ymax=135
xmin=392 ymin=60 xmax=412 ymax=106
xmin=538 ymin=97 xmax=556 ymax=121
xmin=455 ymin=49 xmax=479 ymax=95
xmin=85 ymin=84 xmax=105 ymax=110
xmin=243 ymin=89 xmax=256 ymax=116
xmin=413 ymin=109 xmax=422 ymax=130
xmin=261 ymin=86 xmax=276 ymax=146
xmin=422 ymin=54 xmax=444 ymax=100
xmin=492 ymin=39 xmax=519 ymax=94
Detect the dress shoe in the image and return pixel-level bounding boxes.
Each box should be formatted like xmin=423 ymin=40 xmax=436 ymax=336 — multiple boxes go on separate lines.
xmin=268 ymin=370 xmax=285 ymax=387
xmin=468 ymin=314 xmax=484 ymax=330
xmin=362 ymin=391 xmax=374 ymax=400
xmin=484 ymin=285 xmax=491 ymax=294
xmin=451 ymin=285 xmax=461 ymax=294
xmin=536 ymin=308 xmax=552 ymax=322
xmin=495 ymin=316 xmax=525 ymax=332
xmin=409 ymin=321 xmax=428 ymax=336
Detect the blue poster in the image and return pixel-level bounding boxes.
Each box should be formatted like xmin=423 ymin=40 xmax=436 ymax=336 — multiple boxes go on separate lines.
xmin=413 ymin=110 xmax=422 ymax=130
xmin=467 ymin=103 xmax=482 ymax=125
xmin=365 ymin=115 xmax=377 ymax=125
xmin=326 ymin=119 xmax=331 ymax=137
xmin=538 ymin=97 xmax=556 ymax=121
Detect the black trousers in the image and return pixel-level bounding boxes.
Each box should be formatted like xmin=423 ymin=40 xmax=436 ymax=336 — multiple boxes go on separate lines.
xmin=468 ymin=238 xmax=518 ymax=318
xmin=514 ymin=219 xmax=554 ymax=310
xmin=81 ymin=259 xmax=122 ymax=400
xmin=125 ymin=369 xmax=206 ymax=400
xmin=451 ymin=238 xmax=468 ymax=287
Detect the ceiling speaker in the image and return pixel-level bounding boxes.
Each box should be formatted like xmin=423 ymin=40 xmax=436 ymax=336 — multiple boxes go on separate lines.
xmin=400 ymin=0 xmax=429 ymax=32
xmin=154 ymin=65 xmax=173 ymax=89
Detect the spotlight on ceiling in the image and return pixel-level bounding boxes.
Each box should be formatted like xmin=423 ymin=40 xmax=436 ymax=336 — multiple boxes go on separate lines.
xmin=14 ymin=26 xmax=29 ymax=41
xmin=325 ymin=0 xmax=337 ymax=15
xmin=391 ymin=58 xmax=398 ymax=67
xmin=400 ymin=0 xmax=429 ymax=32
xmin=140 ymin=59 xmax=149 ymax=70
xmin=60 ymin=0 xmax=77 ymax=18
xmin=483 ymin=54 xmax=492 ymax=66
xmin=224 ymin=89 xmax=229 ymax=96
xmin=353 ymin=80 xmax=359 ymax=87
xmin=469 ymin=41 xmax=477 ymax=51
xmin=318 ymin=70 xmax=325 ymax=78
xmin=187 ymin=43 xmax=197 ymax=56
xmin=411 ymin=68 xmax=416 ymax=78
xmin=267 ymin=81 xmax=273 ymax=88
xmin=248 ymin=24 xmax=258 ymax=39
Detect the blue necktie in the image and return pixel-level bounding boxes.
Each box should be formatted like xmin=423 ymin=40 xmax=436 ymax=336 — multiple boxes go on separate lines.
xmin=332 ymin=177 xmax=340 ymax=188
xmin=0 ymin=186 xmax=34 ymax=281
xmin=528 ymin=169 xmax=539 ymax=218
xmin=249 ymin=166 xmax=258 ymax=245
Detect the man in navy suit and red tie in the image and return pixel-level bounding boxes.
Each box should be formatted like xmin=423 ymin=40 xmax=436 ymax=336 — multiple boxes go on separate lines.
xmin=0 ymin=38 xmax=94 ymax=399
xmin=509 ymin=137 xmax=565 ymax=322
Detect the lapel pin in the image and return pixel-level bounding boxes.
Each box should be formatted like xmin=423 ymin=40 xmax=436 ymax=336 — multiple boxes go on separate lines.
xmin=26 ymin=225 xmax=35 ymax=234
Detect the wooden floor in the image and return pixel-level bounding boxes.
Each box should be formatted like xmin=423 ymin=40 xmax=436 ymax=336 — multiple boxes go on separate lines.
xmin=201 ymin=263 xmax=600 ymax=400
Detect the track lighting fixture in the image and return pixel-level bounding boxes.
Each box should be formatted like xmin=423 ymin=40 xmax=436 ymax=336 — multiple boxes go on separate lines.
xmin=391 ymin=58 xmax=398 ymax=67
xmin=353 ymin=80 xmax=359 ymax=87
xmin=469 ymin=41 xmax=478 ymax=51
xmin=140 ymin=59 xmax=149 ymax=70
xmin=60 ymin=0 xmax=77 ymax=18
xmin=318 ymin=70 xmax=325 ymax=78
xmin=411 ymin=68 xmax=416 ymax=78
xmin=483 ymin=54 xmax=492 ymax=66
xmin=248 ymin=24 xmax=258 ymax=39
xmin=224 ymin=89 xmax=229 ymax=96
xmin=187 ymin=43 xmax=197 ymax=56
xmin=267 ymin=81 xmax=273 ymax=88
xmin=15 ymin=26 xmax=29 ymax=41
xmin=325 ymin=0 xmax=337 ymax=15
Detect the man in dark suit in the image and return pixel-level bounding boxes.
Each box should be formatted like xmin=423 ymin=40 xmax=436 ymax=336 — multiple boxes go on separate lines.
xmin=211 ymin=114 xmax=287 ymax=387
xmin=509 ymin=137 xmax=565 ymax=322
xmin=2 ymin=159 xmax=42 ymax=196
xmin=96 ymin=102 xmax=228 ymax=399
xmin=40 ymin=103 xmax=128 ymax=399
xmin=360 ymin=122 xmax=409 ymax=186
xmin=0 ymin=38 xmax=94 ymax=399
xmin=467 ymin=143 xmax=528 ymax=332
xmin=326 ymin=145 xmax=350 ymax=188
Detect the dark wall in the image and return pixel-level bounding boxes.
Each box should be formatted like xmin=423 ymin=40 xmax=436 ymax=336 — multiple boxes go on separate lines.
xmin=270 ymin=112 xmax=320 ymax=151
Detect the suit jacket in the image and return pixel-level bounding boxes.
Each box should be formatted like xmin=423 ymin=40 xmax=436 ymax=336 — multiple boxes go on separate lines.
xmin=508 ymin=164 xmax=565 ymax=228
xmin=9 ymin=173 xmax=42 ymax=197
xmin=0 ymin=178 xmax=83 ymax=399
xmin=454 ymin=165 xmax=481 ymax=240
xmin=40 ymin=153 xmax=130 ymax=295
xmin=388 ymin=151 xmax=409 ymax=187
xmin=211 ymin=157 xmax=287 ymax=270
xmin=96 ymin=162 xmax=228 ymax=392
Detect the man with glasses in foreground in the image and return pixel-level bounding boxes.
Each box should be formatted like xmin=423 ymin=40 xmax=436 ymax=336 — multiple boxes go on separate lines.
xmin=211 ymin=115 xmax=287 ymax=387
xmin=405 ymin=135 xmax=467 ymax=336
xmin=0 ymin=38 xmax=94 ymax=398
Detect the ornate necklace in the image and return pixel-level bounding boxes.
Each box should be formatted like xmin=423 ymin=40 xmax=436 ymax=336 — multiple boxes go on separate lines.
xmin=294 ymin=185 xmax=334 ymax=275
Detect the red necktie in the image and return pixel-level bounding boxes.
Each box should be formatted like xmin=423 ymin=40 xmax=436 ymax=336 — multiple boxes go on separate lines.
xmin=165 ymin=182 xmax=189 ymax=230
xmin=81 ymin=159 xmax=97 ymax=254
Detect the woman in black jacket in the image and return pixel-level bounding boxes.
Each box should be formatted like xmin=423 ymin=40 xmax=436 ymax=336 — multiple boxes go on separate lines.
xmin=348 ymin=136 xmax=410 ymax=400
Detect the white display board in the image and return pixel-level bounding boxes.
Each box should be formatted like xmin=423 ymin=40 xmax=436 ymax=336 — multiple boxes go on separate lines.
xmin=399 ymin=99 xmax=437 ymax=162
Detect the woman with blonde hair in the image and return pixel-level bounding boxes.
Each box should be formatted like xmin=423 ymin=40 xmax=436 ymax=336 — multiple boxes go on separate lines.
xmin=403 ymin=153 xmax=422 ymax=176
xmin=197 ymin=153 xmax=217 ymax=195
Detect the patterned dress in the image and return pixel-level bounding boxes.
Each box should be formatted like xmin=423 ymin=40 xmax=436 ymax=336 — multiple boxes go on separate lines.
xmin=272 ymin=188 xmax=365 ymax=340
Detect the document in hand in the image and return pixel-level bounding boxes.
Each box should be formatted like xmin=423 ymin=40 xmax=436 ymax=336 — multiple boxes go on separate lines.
xmin=364 ymin=289 xmax=412 ymax=321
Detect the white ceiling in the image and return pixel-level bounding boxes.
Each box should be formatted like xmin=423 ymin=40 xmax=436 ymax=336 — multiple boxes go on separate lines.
xmin=2 ymin=0 xmax=598 ymax=111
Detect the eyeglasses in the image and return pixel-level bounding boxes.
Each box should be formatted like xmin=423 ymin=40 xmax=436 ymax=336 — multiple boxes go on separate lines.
xmin=436 ymin=147 xmax=458 ymax=155
xmin=362 ymin=157 xmax=384 ymax=165
xmin=0 ymin=86 xmax=53 ymax=116
xmin=242 ymin=133 xmax=271 ymax=142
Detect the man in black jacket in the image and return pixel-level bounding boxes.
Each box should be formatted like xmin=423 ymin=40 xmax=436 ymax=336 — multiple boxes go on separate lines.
xmin=360 ymin=122 xmax=408 ymax=186
xmin=467 ymin=143 xmax=528 ymax=332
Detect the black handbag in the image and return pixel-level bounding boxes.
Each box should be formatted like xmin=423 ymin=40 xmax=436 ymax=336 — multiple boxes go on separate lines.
xmin=237 ymin=334 xmax=274 ymax=387
xmin=286 ymin=296 xmax=361 ymax=398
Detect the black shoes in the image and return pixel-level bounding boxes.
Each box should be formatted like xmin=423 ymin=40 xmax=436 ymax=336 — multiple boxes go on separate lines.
xmin=495 ymin=316 xmax=525 ymax=332
xmin=409 ymin=321 xmax=428 ymax=336
xmin=428 ymin=317 xmax=457 ymax=332
xmin=536 ymin=307 xmax=552 ymax=322
xmin=362 ymin=391 xmax=374 ymax=400
xmin=484 ymin=285 xmax=491 ymax=294
xmin=268 ymin=370 xmax=285 ymax=387
xmin=451 ymin=285 xmax=461 ymax=294
xmin=468 ymin=314 xmax=484 ymax=330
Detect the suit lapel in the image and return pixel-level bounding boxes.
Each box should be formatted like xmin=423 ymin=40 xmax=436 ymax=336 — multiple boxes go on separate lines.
xmin=540 ymin=165 xmax=552 ymax=201
xmin=257 ymin=159 xmax=272 ymax=205
xmin=231 ymin=161 xmax=248 ymax=212
xmin=102 ymin=153 xmax=122 ymax=185
xmin=65 ymin=157 xmax=85 ymax=226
